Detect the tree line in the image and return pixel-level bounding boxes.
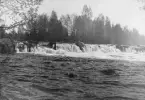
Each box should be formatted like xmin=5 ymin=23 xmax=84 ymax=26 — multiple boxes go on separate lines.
xmin=1 ymin=5 xmax=145 ymax=45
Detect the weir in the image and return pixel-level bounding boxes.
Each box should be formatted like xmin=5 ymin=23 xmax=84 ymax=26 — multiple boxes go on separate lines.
xmin=16 ymin=43 xmax=145 ymax=61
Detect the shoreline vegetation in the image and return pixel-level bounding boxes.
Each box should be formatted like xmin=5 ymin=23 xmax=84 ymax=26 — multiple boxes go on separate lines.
xmin=1 ymin=5 xmax=145 ymax=47
xmin=0 ymin=53 xmax=145 ymax=100
xmin=0 ymin=1 xmax=145 ymax=100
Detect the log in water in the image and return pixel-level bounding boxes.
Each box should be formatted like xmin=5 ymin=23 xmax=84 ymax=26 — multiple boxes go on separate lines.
xmin=0 ymin=53 xmax=145 ymax=100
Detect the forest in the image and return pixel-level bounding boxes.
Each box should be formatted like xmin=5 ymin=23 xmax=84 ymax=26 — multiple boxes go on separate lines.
xmin=0 ymin=4 xmax=145 ymax=45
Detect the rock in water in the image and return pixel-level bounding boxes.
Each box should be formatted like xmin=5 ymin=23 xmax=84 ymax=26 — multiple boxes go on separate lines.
xmin=17 ymin=42 xmax=25 ymax=52
xmin=47 ymin=42 xmax=56 ymax=50
xmin=100 ymin=69 xmax=118 ymax=76
xmin=0 ymin=38 xmax=16 ymax=54
xmin=75 ymin=41 xmax=86 ymax=52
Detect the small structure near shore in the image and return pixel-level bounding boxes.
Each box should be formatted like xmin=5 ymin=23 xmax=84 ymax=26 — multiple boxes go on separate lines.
xmin=23 ymin=41 xmax=38 ymax=52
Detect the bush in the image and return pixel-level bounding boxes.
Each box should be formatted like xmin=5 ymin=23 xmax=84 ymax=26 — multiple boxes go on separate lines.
xmin=0 ymin=38 xmax=16 ymax=54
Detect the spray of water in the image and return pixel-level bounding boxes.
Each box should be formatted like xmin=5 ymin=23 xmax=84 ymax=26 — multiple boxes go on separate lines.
xmin=16 ymin=43 xmax=145 ymax=62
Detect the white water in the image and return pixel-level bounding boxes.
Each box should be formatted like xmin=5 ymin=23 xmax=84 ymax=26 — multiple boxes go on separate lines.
xmin=16 ymin=43 xmax=145 ymax=62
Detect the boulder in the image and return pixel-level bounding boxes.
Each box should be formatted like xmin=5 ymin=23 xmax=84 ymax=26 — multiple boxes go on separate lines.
xmin=17 ymin=42 xmax=25 ymax=52
xmin=75 ymin=41 xmax=86 ymax=52
xmin=0 ymin=38 xmax=16 ymax=54
xmin=47 ymin=42 xmax=56 ymax=50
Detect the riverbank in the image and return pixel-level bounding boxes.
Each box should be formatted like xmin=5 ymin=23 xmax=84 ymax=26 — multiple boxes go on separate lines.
xmin=0 ymin=53 xmax=145 ymax=100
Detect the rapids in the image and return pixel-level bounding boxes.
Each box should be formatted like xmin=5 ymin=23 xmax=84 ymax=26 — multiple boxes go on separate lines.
xmin=16 ymin=43 xmax=145 ymax=62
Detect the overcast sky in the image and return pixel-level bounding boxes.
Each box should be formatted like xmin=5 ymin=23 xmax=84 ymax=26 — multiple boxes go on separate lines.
xmin=38 ymin=0 xmax=145 ymax=35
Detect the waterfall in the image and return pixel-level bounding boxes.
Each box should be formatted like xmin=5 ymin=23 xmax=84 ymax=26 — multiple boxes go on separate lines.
xmin=16 ymin=42 xmax=145 ymax=61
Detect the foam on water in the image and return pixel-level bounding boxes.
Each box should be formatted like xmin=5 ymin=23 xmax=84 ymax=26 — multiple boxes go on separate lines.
xmin=16 ymin=43 xmax=145 ymax=62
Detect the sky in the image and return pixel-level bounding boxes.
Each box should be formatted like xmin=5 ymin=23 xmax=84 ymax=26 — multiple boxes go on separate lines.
xmin=38 ymin=0 xmax=145 ymax=35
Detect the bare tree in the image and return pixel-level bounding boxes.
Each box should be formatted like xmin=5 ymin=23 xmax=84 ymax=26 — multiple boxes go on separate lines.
xmin=0 ymin=0 xmax=43 ymax=29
